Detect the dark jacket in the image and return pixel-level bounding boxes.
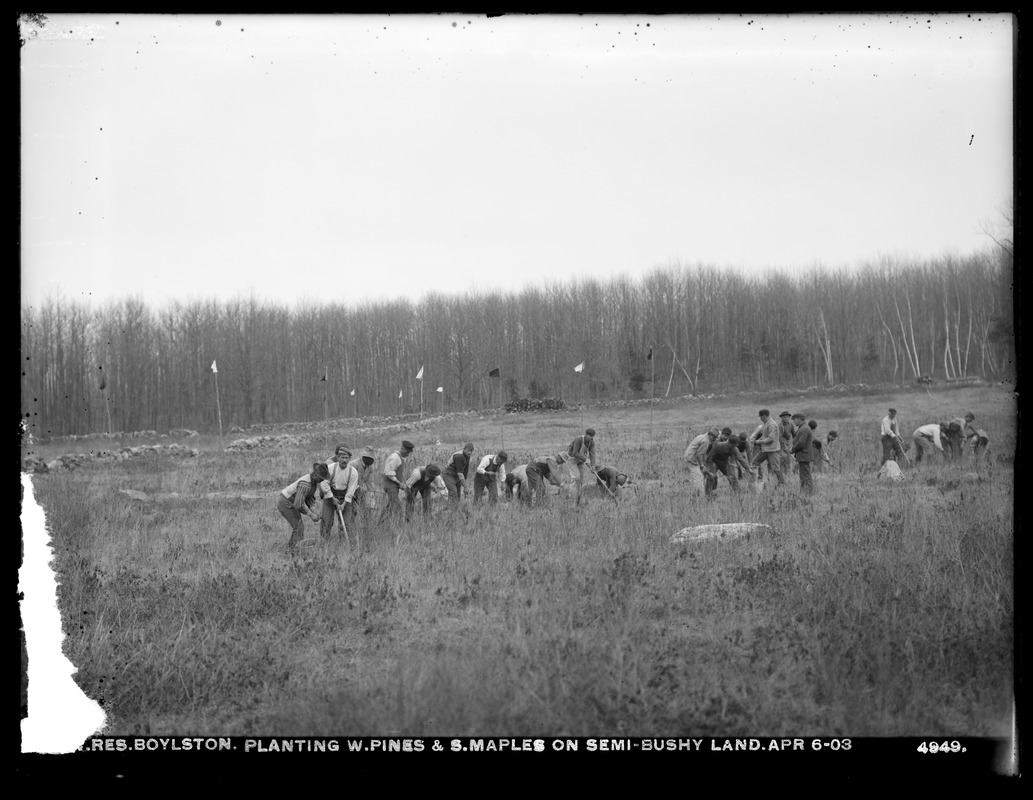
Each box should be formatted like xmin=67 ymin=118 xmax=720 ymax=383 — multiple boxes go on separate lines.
xmin=791 ymin=425 xmax=814 ymax=462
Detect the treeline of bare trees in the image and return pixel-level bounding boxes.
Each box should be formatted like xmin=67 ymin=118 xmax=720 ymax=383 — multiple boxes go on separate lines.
xmin=21 ymin=249 xmax=1013 ymax=437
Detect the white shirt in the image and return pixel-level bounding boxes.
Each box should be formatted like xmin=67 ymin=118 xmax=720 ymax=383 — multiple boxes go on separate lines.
xmin=881 ymin=415 xmax=900 ymax=437
xmin=913 ymin=424 xmax=944 ymax=449
xmin=476 ymin=454 xmax=507 ymax=483
xmin=684 ymin=434 xmax=712 ymax=466
xmin=324 ymin=459 xmax=360 ymax=502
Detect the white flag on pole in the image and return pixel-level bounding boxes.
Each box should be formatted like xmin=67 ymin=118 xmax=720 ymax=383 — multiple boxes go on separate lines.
xmin=574 ymin=361 xmax=584 ymax=373
xmin=416 ymin=365 xmax=424 ymax=380
xmin=436 ymin=386 xmax=443 ymax=393
xmin=350 ymin=389 xmax=356 ymax=396
xmin=211 ymin=360 xmax=218 ymax=374
xmin=398 ymin=390 xmax=403 ymax=399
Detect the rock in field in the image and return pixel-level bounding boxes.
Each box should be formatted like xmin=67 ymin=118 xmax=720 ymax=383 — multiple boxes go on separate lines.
xmin=670 ymin=523 xmax=774 ymax=544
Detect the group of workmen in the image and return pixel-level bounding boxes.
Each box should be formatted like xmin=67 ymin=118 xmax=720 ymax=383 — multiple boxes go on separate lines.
xmin=684 ymin=409 xmax=838 ymax=498
xmin=275 ymin=404 xmax=995 ymax=551
xmin=276 ymin=428 xmax=628 ymax=552
xmin=878 ymin=407 xmax=991 ymax=468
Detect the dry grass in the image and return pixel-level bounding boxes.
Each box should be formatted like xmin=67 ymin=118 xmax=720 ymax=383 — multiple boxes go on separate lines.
xmin=26 ymin=385 xmax=1014 ymax=737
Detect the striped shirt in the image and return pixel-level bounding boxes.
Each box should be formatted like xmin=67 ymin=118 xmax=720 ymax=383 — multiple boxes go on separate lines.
xmin=280 ymin=473 xmax=327 ymax=512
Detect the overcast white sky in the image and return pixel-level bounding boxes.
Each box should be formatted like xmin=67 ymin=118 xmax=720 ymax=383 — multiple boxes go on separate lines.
xmin=20 ymin=12 xmax=1014 ymax=308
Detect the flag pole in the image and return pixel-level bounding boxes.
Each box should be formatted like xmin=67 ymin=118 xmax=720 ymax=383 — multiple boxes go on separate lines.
xmin=213 ymin=364 xmax=223 ymax=438
xmin=323 ymin=365 xmax=329 ymax=453
xmin=578 ymin=364 xmax=584 ymax=430
xmin=649 ymin=345 xmax=655 ymax=445
xmin=99 ymin=368 xmax=113 ymax=435
xmin=420 ymin=375 xmax=424 ymax=419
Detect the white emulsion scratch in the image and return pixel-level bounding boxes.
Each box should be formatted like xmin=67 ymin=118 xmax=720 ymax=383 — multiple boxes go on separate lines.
xmin=20 ymin=472 xmax=107 ymax=753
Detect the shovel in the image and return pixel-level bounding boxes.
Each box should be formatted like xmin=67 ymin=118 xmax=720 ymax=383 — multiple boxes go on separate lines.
xmin=336 ymin=505 xmax=350 ymax=547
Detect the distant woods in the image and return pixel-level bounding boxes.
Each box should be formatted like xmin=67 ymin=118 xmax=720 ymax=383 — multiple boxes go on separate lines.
xmin=22 ymin=251 xmax=1013 ymax=437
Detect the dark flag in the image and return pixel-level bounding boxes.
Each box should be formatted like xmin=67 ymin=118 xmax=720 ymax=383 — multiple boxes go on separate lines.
xmin=320 ymin=367 xmax=327 ymax=382
xmin=99 ymin=375 xmax=106 ymax=391
xmin=488 ymin=367 xmax=501 ymax=377
xmin=647 ymin=347 xmax=653 ymax=361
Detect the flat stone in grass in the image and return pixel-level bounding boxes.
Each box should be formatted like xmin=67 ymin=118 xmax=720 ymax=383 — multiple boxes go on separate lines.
xmin=670 ymin=523 xmax=774 ymax=545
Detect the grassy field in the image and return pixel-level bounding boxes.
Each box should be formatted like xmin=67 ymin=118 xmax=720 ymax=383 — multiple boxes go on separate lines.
xmin=24 ymin=383 xmax=1014 ymax=738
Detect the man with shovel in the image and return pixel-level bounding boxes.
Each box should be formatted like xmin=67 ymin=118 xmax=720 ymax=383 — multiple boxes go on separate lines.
xmin=320 ymin=444 xmax=359 ymax=541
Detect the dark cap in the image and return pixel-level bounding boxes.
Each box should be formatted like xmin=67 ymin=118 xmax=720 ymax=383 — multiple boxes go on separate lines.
xmin=888 ymin=408 xmax=897 ymax=414
xmin=807 ymin=419 xmax=817 ymax=429
xmin=585 ymin=428 xmax=596 ymax=437
xmin=312 ymin=463 xmax=330 ymax=481
xmin=335 ymin=445 xmax=352 ymax=460
xmin=721 ymin=427 xmax=732 ymax=436
xmin=708 ymin=427 xmax=720 ymax=438
xmin=759 ymin=409 xmax=770 ymax=417
xmin=828 ymin=430 xmax=838 ymax=438
xmin=424 ymin=463 xmax=441 ymax=479
xmin=401 ymin=440 xmax=415 ymax=450
xmin=792 ymin=413 xmax=805 ymax=420
xmin=496 ymin=450 xmax=508 ymax=461
xmin=463 ymin=442 xmax=475 ymax=451
xmin=780 ymin=411 xmax=792 ymax=418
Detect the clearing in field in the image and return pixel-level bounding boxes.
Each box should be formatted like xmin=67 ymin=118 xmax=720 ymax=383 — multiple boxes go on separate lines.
xmin=21 ymin=384 xmax=1014 ymax=741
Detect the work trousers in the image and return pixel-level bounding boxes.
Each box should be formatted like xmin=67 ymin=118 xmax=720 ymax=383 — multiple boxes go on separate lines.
xmin=443 ymin=472 xmax=466 ymax=506
xmin=946 ymin=431 xmax=966 ymax=461
xmin=277 ymin=495 xmax=308 ymax=551
xmin=912 ymin=434 xmax=940 ymax=462
xmin=751 ymin=450 xmax=785 ymax=485
xmin=796 ymin=460 xmax=813 ymax=494
xmin=566 ymin=460 xmax=591 ymax=504
xmin=705 ymin=462 xmax=739 ymax=496
xmin=881 ymin=434 xmax=903 ymax=465
xmin=319 ymin=490 xmax=352 ymax=540
xmin=521 ymin=466 xmax=545 ymax=506
xmin=405 ymin=486 xmax=433 ymax=520
xmin=473 ymin=473 xmax=500 ymax=504
xmin=379 ymin=477 xmax=405 ymax=521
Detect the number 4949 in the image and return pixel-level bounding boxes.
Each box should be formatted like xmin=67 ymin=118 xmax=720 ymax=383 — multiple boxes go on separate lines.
xmin=917 ymin=741 xmax=964 ymax=754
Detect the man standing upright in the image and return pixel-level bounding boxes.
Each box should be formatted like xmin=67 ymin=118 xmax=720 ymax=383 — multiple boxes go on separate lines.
xmin=381 ymin=440 xmax=415 ymax=519
xmin=791 ymin=414 xmax=814 ymax=495
xmin=778 ymin=411 xmax=795 ymax=473
xmin=566 ymin=427 xmax=597 ymax=505
xmin=346 ymin=445 xmax=377 ymax=540
xmin=442 ymin=442 xmax=475 ymax=507
xmin=751 ymin=410 xmax=786 ymax=487
xmin=880 ymin=408 xmax=905 ymax=466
